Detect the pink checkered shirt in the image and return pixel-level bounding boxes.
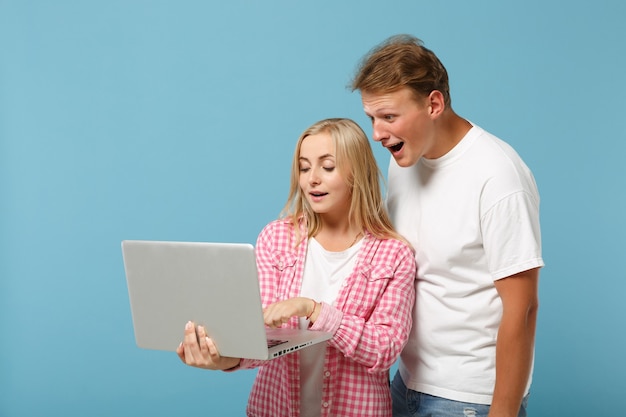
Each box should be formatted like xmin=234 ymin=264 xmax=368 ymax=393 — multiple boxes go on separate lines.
xmin=239 ymin=219 xmax=416 ymax=417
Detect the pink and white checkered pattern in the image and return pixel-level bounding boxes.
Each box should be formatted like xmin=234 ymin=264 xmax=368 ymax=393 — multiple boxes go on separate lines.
xmin=239 ymin=219 xmax=416 ymax=417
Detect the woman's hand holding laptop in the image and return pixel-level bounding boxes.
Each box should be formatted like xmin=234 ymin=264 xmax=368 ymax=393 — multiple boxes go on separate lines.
xmin=176 ymin=321 xmax=241 ymax=371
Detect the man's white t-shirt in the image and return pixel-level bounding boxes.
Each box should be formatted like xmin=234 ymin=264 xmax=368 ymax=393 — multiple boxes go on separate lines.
xmin=387 ymin=124 xmax=544 ymax=404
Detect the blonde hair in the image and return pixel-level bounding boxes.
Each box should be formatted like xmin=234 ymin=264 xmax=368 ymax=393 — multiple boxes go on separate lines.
xmin=280 ymin=118 xmax=405 ymax=245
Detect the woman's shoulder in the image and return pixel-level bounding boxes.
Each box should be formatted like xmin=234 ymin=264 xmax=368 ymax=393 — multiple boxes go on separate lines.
xmin=257 ymin=218 xmax=301 ymax=250
xmin=366 ymin=234 xmax=415 ymax=257
xmin=260 ymin=218 xmax=296 ymax=236
xmin=362 ymin=236 xmax=416 ymax=276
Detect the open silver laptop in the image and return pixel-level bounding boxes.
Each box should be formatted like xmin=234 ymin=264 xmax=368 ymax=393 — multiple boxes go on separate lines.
xmin=121 ymin=240 xmax=332 ymax=360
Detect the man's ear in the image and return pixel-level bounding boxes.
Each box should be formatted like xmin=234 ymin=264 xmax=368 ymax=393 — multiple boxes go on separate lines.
xmin=427 ymin=90 xmax=446 ymax=117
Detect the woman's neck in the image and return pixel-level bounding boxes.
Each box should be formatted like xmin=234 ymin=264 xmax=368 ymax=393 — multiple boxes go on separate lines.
xmin=313 ymin=223 xmax=363 ymax=252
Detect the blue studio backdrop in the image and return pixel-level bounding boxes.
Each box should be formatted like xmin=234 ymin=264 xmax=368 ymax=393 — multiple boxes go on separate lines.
xmin=1 ymin=1 xmax=625 ymax=416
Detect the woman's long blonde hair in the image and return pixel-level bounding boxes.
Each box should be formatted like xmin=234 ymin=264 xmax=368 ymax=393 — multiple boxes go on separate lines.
xmin=280 ymin=118 xmax=405 ymax=246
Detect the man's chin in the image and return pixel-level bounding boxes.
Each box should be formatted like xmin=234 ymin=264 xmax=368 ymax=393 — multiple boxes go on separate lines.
xmin=393 ymin=155 xmax=416 ymax=168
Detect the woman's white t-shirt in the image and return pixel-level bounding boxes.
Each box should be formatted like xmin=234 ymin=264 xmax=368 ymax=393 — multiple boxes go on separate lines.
xmin=298 ymin=237 xmax=363 ymax=417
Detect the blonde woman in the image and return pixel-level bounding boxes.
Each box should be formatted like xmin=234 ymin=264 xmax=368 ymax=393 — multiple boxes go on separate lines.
xmin=178 ymin=118 xmax=416 ymax=417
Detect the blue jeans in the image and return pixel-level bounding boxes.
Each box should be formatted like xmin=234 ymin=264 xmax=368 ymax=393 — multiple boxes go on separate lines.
xmin=391 ymin=371 xmax=528 ymax=417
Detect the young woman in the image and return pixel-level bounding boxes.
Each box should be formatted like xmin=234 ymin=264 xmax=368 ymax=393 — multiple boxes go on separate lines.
xmin=177 ymin=118 xmax=417 ymax=417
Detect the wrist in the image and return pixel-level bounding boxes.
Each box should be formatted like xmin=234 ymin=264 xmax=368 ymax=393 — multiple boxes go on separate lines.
xmin=223 ymin=358 xmax=241 ymax=372
xmin=305 ymin=299 xmax=318 ymax=320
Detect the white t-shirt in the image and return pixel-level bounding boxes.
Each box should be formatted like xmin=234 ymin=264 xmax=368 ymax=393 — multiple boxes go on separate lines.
xmin=298 ymin=237 xmax=363 ymax=417
xmin=388 ymin=124 xmax=544 ymax=404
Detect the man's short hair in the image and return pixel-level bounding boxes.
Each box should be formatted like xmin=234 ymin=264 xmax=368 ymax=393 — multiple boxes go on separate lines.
xmin=351 ymin=34 xmax=451 ymax=107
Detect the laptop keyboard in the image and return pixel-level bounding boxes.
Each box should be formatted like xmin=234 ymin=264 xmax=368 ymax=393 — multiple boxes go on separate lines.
xmin=267 ymin=339 xmax=287 ymax=348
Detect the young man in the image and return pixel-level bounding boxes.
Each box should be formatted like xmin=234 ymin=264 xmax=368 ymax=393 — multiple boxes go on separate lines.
xmin=351 ymin=34 xmax=544 ymax=417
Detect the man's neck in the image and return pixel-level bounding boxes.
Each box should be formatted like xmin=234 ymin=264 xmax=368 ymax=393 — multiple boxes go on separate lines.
xmin=432 ymin=110 xmax=472 ymax=158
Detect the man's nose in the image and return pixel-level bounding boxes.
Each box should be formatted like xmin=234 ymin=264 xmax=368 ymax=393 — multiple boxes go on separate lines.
xmin=372 ymin=119 xmax=386 ymax=142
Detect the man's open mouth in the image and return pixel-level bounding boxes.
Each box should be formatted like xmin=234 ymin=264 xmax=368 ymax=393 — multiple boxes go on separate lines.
xmin=389 ymin=142 xmax=404 ymax=153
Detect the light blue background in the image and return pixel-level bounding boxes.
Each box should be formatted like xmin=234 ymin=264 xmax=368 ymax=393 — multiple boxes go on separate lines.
xmin=1 ymin=1 xmax=624 ymax=416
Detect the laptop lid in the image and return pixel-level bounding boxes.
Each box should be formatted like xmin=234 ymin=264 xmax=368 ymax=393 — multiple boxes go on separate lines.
xmin=121 ymin=240 xmax=331 ymax=360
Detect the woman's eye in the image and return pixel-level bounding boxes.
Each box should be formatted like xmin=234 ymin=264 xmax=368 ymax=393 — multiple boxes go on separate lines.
xmin=299 ymin=167 xmax=310 ymax=173
xmin=323 ymin=166 xmax=335 ymax=172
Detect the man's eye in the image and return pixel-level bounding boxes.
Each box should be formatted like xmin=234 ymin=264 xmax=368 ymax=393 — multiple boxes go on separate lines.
xmin=384 ymin=115 xmax=394 ymax=121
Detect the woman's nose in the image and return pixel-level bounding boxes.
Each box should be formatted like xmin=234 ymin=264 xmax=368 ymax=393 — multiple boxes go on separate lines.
xmin=308 ymin=169 xmax=320 ymax=185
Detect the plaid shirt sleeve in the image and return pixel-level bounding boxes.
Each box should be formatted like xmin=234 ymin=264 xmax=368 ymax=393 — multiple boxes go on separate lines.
xmin=310 ymin=238 xmax=417 ymax=373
